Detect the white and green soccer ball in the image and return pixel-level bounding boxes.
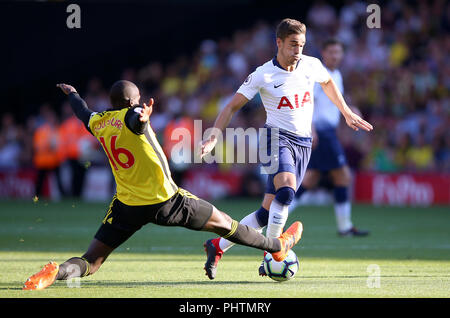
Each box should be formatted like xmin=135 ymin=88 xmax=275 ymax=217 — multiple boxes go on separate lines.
xmin=263 ymin=249 xmax=299 ymax=282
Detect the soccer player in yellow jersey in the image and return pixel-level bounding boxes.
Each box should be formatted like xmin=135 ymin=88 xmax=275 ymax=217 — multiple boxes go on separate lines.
xmin=23 ymin=80 xmax=303 ymax=290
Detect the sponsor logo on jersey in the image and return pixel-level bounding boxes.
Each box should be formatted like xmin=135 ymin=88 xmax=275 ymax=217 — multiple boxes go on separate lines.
xmin=277 ymin=92 xmax=311 ymax=109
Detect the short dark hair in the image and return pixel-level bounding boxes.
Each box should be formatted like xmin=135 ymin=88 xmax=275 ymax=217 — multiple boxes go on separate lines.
xmin=109 ymin=80 xmax=139 ymax=109
xmin=276 ymin=18 xmax=306 ymax=40
xmin=321 ymin=38 xmax=344 ymax=50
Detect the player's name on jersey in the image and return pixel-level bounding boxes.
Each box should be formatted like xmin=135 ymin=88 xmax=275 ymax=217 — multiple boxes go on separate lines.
xmin=92 ymin=116 xmax=124 ymax=132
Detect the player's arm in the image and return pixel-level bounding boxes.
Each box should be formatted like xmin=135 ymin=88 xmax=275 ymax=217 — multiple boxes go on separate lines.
xmin=319 ymin=78 xmax=373 ymax=132
xmin=56 ymin=83 xmax=94 ymax=133
xmin=124 ymin=98 xmax=154 ymax=135
xmin=199 ymin=93 xmax=248 ymax=158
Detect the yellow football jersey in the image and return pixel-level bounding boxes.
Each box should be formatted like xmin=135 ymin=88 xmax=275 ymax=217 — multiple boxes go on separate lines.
xmin=89 ymin=108 xmax=178 ymax=205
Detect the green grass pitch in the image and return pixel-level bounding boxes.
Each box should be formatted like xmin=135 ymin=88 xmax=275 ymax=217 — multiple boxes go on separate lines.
xmin=0 ymin=198 xmax=449 ymax=298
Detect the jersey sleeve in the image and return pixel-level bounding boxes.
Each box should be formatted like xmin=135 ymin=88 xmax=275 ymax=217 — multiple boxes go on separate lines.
xmin=312 ymin=58 xmax=330 ymax=83
xmin=124 ymin=106 xmax=147 ymax=135
xmin=68 ymin=92 xmax=94 ymax=135
xmin=236 ymin=69 xmax=261 ymax=100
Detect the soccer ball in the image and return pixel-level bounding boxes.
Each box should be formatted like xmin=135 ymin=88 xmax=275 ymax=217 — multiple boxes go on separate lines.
xmin=263 ymin=250 xmax=299 ymax=282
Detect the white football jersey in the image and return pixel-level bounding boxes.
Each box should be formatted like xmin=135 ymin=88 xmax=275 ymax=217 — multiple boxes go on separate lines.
xmin=237 ymin=55 xmax=330 ymax=137
xmin=312 ymin=68 xmax=344 ymax=130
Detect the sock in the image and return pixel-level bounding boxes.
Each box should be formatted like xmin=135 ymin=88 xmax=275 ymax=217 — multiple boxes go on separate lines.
xmin=254 ymin=206 xmax=269 ymax=227
xmin=219 ymin=208 xmax=267 ymax=253
xmin=334 ymin=186 xmax=353 ymax=232
xmin=266 ymin=200 xmax=287 ymax=238
xmin=266 ymin=187 xmax=294 ymax=238
xmin=223 ymin=220 xmax=281 ymax=253
xmin=56 ymin=257 xmax=90 ymax=280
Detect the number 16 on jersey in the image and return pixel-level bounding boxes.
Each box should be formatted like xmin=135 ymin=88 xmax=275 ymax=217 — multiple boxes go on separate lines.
xmin=99 ymin=135 xmax=135 ymax=170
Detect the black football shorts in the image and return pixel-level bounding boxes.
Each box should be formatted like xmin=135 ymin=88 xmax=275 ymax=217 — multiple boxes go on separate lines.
xmin=94 ymin=188 xmax=214 ymax=249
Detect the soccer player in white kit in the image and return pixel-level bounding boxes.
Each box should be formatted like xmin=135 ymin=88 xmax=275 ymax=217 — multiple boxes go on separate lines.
xmin=290 ymin=39 xmax=369 ymax=237
xmin=200 ymin=19 xmax=373 ymax=279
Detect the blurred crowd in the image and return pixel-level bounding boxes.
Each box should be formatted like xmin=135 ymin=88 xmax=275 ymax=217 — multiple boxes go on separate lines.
xmin=0 ymin=0 xmax=449 ymax=198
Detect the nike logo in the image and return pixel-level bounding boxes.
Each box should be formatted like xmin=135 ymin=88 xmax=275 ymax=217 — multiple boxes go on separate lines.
xmin=274 ymin=83 xmax=284 ymax=88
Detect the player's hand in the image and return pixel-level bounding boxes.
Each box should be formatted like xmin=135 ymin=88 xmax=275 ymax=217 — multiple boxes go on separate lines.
xmin=344 ymin=111 xmax=373 ymax=132
xmin=140 ymin=98 xmax=154 ymax=122
xmin=56 ymin=83 xmax=77 ymax=95
xmin=199 ymin=136 xmax=217 ymax=158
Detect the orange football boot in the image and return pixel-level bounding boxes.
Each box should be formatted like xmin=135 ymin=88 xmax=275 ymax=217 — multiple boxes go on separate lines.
xmin=23 ymin=261 xmax=59 ymax=290
xmin=272 ymin=221 xmax=303 ymax=262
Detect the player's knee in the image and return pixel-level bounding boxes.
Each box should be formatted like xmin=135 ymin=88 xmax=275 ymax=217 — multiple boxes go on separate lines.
xmin=303 ymin=171 xmax=320 ymax=189
xmin=332 ymin=166 xmax=351 ymax=186
xmin=300 ymin=178 xmax=312 ymax=189
xmin=343 ymin=170 xmax=352 ymax=185
xmin=274 ymin=186 xmax=295 ymax=206
xmin=301 ymin=178 xmax=315 ymax=190
xmin=339 ymin=173 xmax=351 ymax=186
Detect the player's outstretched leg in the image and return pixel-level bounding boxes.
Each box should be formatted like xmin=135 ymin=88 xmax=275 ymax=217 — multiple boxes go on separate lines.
xmin=202 ymin=207 xmax=303 ymax=279
xmin=23 ymin=239 xmax=114 ymax=290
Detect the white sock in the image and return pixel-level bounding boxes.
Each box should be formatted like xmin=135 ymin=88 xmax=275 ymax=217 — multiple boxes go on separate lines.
xmin=266 ymin=199 xmax=289 ymax=238
xmin=334 ymin=201 xmax=353 ymax=232
xmin=218 ymin=211 xmax=264 ymax=253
